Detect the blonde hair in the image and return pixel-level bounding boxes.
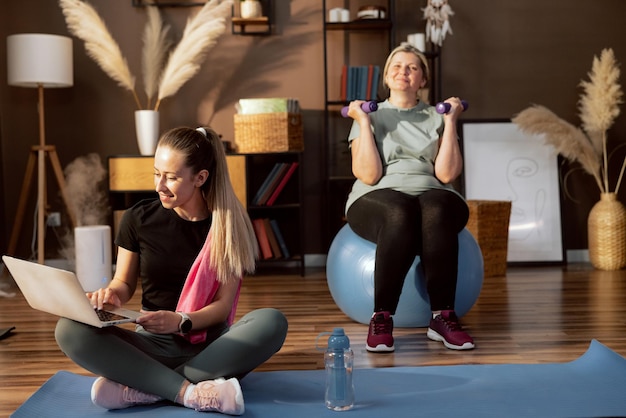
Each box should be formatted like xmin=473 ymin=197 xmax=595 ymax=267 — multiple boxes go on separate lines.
xmin=382 ymin=42 xmax=430 ymax=89
xmin=158 ymin=127 xmax=258 ymax=283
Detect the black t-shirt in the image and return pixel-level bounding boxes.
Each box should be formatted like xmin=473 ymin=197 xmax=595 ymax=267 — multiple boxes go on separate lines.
xmin=115 ymin=199 xmax=212 ymax=311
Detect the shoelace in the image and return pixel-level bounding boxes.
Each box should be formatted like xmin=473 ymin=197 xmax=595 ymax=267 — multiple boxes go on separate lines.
xmin=438 ymin=314 xmax=462 ymax=331
xmin=372 ymin=315 xmax=392 ymax=335
xmin=197 ymin=388 xmax=221 ymax=410
xmin=122 ymin=386 xmax=157 ymax=404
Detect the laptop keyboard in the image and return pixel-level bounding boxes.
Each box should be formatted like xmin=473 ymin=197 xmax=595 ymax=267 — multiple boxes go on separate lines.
xmin=95 ymin=309 xmax=128 ymax=322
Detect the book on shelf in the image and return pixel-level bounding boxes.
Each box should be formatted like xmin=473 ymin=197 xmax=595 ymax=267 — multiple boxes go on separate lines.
xmin=269 ymin=219 xmax=290 ymax=259
xmin=252 ymin=218 xmax=273 ymax=259
xmin=257 ymin=163 xmax=291 ymax=205
xmin=370 ymin=65 xmax=380 ymax=101
xmin=263 ymin=218 xmax=282 ymax=259
xmin=266 ymin=162 xmax=299 ymax=206
xmin=254 ymin=163 xmax=289 ymax=205
xmin=252 ymin=163 xmax=282 ymax=205
xmin=342 ymin=65 xmax=381 ymax=102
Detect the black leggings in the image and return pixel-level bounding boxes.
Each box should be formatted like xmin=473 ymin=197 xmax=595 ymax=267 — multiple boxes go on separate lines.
xmin=346 ymin=189 xmax=469 ymax=314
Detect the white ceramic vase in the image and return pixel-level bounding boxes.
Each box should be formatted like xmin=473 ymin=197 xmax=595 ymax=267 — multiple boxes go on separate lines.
xmin=135 ymin=110 xmax=159 ymax=155
xmin=240 ymin=0 xmax=263 ymax=18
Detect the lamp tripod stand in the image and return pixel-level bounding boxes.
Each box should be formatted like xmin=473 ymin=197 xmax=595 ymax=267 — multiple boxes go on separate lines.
xmin=7 ymin=84 xmax=76 ymax=264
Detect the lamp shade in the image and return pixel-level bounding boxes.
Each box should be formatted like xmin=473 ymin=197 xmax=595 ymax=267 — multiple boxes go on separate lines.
xmin=7 ymin=33 xmax=73 ymax=88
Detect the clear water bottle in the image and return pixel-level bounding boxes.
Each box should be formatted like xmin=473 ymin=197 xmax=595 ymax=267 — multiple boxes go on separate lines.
xmin=324 ymin=327 xmax=355 ymax=411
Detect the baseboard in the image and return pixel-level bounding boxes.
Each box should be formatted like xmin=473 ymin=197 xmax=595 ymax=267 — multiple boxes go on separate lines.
xmin=566 ymin=249 xmax=590 ymax=263
xmin=304 ymin=254 xmax=326 ymax=268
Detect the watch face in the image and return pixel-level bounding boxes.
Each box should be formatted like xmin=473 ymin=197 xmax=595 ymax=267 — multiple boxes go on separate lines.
xmin=181 ymin=319 xmax=192 ymax=333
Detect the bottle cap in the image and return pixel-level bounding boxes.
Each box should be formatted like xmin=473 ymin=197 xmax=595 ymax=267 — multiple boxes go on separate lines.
xmin=328 ymin=327 xmax=350 ymax=350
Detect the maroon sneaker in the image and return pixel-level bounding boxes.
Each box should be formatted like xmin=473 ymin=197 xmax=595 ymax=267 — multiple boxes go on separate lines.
xmin=366 ymin=311 xmax=395 ymax=352
xmin=427 ymin=310 xmax=475 ymax=350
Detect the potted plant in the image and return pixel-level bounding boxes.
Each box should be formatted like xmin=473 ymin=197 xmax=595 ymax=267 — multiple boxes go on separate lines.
xmin=513 ymin=49 xmax=625 ymax=270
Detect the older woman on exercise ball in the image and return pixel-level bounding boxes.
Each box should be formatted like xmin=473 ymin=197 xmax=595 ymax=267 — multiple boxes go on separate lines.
xmin=343 ymin=43 xmax=473 ymax=352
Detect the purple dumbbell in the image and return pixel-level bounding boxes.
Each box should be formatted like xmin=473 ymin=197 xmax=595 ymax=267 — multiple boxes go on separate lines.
xmin=435 ymin=100 xmax=469 ymax=114
xmin=341 ymin=101 xmax=378 ymax=117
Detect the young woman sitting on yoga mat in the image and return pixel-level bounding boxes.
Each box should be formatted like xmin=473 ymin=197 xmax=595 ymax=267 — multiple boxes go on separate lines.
xmin=55 ymin=126 xmax=288 ymax=415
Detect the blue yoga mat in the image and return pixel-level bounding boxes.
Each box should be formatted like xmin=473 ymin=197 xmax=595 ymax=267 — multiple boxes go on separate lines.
xmin=12 ymin=340 xmax=626 ymax=417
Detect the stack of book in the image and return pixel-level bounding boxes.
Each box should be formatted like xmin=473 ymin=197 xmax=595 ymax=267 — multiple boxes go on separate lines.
xmin=340 ymin=64 xmax=380 ymax=102
xmin=251 ymin=162 xmax=299 ymax=206
xmin=252 ymin=218 xmax=291 ymax=260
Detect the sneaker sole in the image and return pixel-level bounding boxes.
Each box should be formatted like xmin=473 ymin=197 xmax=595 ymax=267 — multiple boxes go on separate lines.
xmin=427 ymin=328 xmax=475 ymax=350
xmin=366 ymin=343 xmax=395 ymax=352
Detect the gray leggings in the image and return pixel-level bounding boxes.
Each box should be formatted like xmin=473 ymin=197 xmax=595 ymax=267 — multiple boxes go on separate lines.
xmin=55 ymin=308 xmax=288 ymax=402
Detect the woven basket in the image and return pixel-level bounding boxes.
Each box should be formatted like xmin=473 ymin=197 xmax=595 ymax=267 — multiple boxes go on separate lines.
xmin=233 ymin=112 xmax=304 ymax=153
xmin=588 ymin=193 xmax=626 ymax=270
xmin=466 ymin=200 xmax=512 ymax=277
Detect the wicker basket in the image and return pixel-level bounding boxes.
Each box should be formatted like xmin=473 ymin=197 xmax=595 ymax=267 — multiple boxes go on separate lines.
xmin=233 ymin=112 xmax=304 ymax=153
xmin=466 ymin=200 xmax=512 ymax=277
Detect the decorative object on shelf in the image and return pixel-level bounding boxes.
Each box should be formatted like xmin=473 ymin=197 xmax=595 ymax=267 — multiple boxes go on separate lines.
xmin=233 ymin=98 xmax=303 ymax=153
xmin=422 ymin=0 xmax=454 ymax=47
xmin=513 ymin=48 xmax=624 ymax=270
xmin=59 ymin=0 xmax=232 ymax=154
xmin=239 ymin=0 xmax=262 ymax=18
xmin=588 ymin=193 xmax=626 ymax=270
xmin=356 ymin=5 xmax=386 ymax=20
xmin=407 ymin=33 xmax=426 ymax=52
xmin=6 ymin=33 xmax=76 ymax=264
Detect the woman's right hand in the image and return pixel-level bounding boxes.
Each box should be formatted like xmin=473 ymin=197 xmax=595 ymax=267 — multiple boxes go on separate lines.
xmin=87 ymin=287 xmax=122 ymax=310
xmin=346 ymin=100 xmax=369 ymax=121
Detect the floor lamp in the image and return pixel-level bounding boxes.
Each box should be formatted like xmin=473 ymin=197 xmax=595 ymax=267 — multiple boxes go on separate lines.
xmin=7 ymin=33 xmax=76 ymax=264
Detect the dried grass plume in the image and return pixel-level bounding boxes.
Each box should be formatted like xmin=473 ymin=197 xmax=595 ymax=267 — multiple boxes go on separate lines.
xmin=155 ymin=0 xmax=231 ymax=111
xmin=59 ymin=0 xmax=141 ymax=109
xmin=513 ymin=48 xmax=624 ymax=194
xmin=59 ymin=0 xmax=232 ymax=110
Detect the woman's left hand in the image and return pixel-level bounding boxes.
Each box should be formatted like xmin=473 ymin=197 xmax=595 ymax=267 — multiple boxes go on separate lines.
xmin=136 ymin=310 xmax=181 ymax=334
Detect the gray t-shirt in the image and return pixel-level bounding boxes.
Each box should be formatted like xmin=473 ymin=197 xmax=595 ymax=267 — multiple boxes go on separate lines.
xmin=345 ymin=100 xmax=463 ymax=213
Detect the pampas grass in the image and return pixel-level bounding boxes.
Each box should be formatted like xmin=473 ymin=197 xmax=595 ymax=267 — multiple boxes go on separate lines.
xmin=59 ymin=0 xmax=232 ymax=110
xmin=59 ymin=0 xmax=141 ymax=109
xmin=155 ymin=0 xmax=231 ymax=111
xmin=513 ymin=48 xmax=624 ymax=194
xmin=142 ymin=5 xmax=172 ymax=109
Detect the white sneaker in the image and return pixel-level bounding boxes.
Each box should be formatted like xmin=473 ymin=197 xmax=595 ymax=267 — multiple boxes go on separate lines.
xmin=91 ymin=377 xmax=162 ymax=410
xmin=183 ymin=377 xmax=245 ymax=415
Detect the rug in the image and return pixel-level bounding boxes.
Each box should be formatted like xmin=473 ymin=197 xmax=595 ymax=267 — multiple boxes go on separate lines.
xmin=12 ymin=340 xmax=626 ymax=417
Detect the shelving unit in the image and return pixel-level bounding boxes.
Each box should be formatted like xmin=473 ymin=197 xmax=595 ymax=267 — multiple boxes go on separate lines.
xmin=321 ymin=0 xmax=396 ymax=247
xmin=107 ymin=152 xmax=304 ymax=275
xmin=240 ymin=152 xmax=304 ymax=276
xmin=321 ymin=0 xmax=442 ymax=247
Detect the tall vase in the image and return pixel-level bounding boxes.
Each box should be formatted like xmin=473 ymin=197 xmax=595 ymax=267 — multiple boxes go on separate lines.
xmin=588 ymin=192 xmax=626 ymax=270
xmin=135 ymin=110 xmax=159 ymax=155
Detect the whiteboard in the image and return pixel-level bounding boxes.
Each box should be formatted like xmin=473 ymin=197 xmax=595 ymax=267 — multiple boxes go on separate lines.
xmin=461 ymin=121 xmax=564 ymax=263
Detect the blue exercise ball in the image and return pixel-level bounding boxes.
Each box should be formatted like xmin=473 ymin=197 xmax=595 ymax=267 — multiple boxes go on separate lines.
xmin=326 ymin=225 xmax=484 ymax=327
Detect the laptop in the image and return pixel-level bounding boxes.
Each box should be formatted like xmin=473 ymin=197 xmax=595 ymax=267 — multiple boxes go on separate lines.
xmin=2 ymin=255 xmax=141 ymax=327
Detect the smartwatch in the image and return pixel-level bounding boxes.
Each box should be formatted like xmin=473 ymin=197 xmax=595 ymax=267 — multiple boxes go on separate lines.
xmin=177 ymin=312 xmax=192 ymax=334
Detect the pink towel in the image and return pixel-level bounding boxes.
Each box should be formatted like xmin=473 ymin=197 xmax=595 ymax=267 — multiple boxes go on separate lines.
xmin=175 ymin=233 xmax=241 ymax=344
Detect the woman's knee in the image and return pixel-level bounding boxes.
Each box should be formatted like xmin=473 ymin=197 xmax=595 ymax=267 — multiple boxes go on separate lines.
xmin=237 ymin=308 xmax=288 ymax=349
xmin=55 ymin=317 xmax=98 ymax=356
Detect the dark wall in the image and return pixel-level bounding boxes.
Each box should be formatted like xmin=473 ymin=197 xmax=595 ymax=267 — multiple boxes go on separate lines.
xmin=1 ymin=0 xmax=625 ymax=258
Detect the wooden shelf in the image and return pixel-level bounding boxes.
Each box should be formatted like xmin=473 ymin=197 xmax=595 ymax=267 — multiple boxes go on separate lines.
xmin=231 ymin=0 xmax=272 ymax=35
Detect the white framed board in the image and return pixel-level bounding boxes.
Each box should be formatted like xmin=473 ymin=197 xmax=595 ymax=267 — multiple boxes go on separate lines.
xmin=461 ymin=120 xmax=564 ymax=263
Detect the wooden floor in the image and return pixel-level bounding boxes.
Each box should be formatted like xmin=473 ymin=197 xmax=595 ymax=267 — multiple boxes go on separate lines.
xmin=2 ymin=262 xmax=626 ymax=416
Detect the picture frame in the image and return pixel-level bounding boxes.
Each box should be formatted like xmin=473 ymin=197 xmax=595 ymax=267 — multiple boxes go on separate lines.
xmin=460 ymin=119 xmax=565 ymax=263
